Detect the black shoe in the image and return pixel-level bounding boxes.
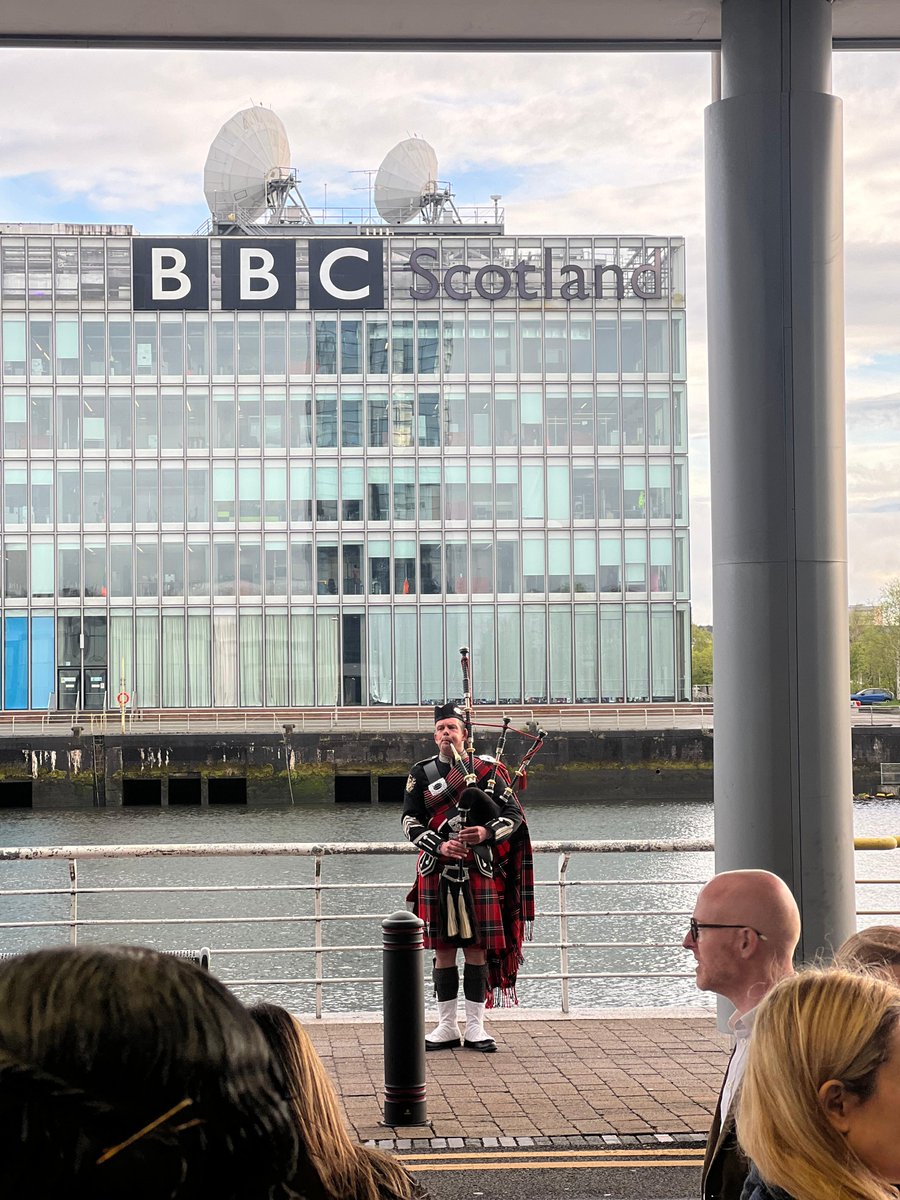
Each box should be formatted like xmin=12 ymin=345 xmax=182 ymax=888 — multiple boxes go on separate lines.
xmin=463 ymin=1037 xmax=497 ymax=1053
xmin=425 ymin=1036 xmax=461 ymax=1051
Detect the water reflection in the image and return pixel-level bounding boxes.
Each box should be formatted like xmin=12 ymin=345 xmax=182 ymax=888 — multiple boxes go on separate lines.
xmin=1 ymin=799 xmax=899 ymax=1014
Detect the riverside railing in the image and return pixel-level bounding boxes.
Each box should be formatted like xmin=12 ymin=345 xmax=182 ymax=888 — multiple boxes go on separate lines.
xmin=1 ymin=839 xmax=899 ymax=1016
xmin=0 ymin=702 xmax=895 ymax=737
xmin=0 ymin=703 xmax=718 ymax=735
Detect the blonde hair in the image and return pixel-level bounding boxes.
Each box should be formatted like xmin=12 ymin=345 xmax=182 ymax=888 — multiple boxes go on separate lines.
xmin=737 ymin=969 xmax=900 ymax=1200
xmin=836 ymin=926 xmax=900 ymax=975
xmin=250 ymin=1004 xmax=421 ymax=1200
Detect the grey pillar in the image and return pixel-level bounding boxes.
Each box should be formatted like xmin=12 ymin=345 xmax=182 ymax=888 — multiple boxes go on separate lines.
xmin=705 ymin=0 xmax=855 ymax=958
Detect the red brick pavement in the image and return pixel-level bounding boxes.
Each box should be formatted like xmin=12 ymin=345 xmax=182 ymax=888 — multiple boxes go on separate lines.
xmin=306 ymin=1013 xmax=729 ymax=1144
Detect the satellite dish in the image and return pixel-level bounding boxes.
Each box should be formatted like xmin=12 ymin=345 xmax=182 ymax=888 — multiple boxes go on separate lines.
xmin=203 ymin=107 xmax=291 ymax=222
xmin=374 ymin=138 xmax=439 ymax=224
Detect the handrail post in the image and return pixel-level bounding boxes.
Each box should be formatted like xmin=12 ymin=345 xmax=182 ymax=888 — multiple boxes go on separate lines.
xmin=558 ymin=851 xmax=571 ymax=1014
xmin=314 ymin=854 xmax=323 ymax=1019
xmin=68 ymin=858 xmax=78 ymax=944
xmin=381 ymin=910 xmax=426 ymax=1126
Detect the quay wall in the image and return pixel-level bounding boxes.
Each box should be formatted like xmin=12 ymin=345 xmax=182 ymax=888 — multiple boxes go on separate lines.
xmin=0 ymin=727 xmax=895 ymax=809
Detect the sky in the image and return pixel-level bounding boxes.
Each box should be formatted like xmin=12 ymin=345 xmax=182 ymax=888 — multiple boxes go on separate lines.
xmin=1 ymin=46 xmax=899 ymax=625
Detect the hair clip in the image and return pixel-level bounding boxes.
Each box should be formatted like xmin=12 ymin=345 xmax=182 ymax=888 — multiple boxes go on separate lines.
xmin=96 ymin=1097 xmax=196 ymax=1165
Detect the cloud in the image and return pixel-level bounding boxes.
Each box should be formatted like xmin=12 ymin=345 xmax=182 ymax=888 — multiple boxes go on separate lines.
xmin=1 ymin=46 xmax=899 ymax=623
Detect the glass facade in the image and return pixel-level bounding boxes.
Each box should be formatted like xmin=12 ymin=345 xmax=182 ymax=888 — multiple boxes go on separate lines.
xmin=0 ymin=227 xmax=691 ymax=709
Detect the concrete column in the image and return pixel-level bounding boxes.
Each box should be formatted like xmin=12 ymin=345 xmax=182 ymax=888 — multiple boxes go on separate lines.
xmin=705 ymin=0 xmax=855 ymax=958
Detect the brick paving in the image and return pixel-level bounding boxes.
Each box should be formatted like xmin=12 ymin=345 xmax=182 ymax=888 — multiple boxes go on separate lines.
xmin=305 ymin=1012 xmax=729 ymax=1148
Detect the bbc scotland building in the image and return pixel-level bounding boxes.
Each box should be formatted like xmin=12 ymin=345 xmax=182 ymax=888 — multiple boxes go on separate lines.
xmin=0 ymin=222 xmax=691 ymax=712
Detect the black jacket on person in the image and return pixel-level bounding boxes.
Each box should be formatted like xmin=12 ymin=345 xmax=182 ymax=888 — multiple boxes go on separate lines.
xmin=739 ymin=1165 xmax=793 ymax=1200
xmin=702 ymin=1057 xmax=750 ymax=1200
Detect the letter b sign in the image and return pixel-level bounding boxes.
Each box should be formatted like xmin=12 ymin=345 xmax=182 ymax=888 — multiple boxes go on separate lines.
xmin=221 ymin=239 xmax=296 ymax=310
xmin=133 ymin=239 xmax=210 ymax=310
xmin=308 ymin=240 xmax=384 ymax=310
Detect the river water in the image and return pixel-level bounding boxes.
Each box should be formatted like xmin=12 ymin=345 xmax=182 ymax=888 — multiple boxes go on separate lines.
xmin=2 ymin=798 xmax=899 ymax=1014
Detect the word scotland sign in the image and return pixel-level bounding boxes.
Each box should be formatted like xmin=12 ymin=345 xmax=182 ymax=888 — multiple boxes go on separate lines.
xmin=132 ymin=237 xmax=662 ymax=311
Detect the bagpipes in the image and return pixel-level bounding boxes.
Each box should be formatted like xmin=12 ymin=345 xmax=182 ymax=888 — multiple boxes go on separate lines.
xmin=439 ymin=647 xmax=544 ymax=949
xmin=450 ymin=645 xmax=546 ymax=825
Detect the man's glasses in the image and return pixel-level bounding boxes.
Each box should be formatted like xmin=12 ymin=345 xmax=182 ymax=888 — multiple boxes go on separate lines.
xmin=688 ymin=918 xmax=768 ymax=943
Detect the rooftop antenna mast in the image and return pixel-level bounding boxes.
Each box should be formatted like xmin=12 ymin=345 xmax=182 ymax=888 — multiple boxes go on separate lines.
xmin=350 ymin=169 xmax=378 ymax=222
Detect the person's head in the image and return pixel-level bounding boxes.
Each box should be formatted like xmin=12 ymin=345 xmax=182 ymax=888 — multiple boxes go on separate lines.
xmin=836 ymin=926 xmax=900 ymax=984
xmin=433 ymin=702 xmax=466 ymax=758
xmin=249 ymin=1003 xmax=417 ymax=1200
xmin=0 ymin=945 xmax=301 ymax=1200
xmin=737 ymin=968 xmax=900 ymax=1200
xmin=683 ymin=869 xmax=800 ymax=1012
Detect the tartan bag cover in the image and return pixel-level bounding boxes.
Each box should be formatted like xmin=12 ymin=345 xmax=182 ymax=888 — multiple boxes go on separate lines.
xmin=410 ymin=755 xmax=535 ymax=1006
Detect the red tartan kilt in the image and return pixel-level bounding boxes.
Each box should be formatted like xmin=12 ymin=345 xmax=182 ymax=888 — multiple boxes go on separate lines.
xmin=413 ymin=866 xmax=508 ymax=952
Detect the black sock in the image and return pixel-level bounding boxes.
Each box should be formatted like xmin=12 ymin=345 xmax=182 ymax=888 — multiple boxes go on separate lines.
xmin=463 ymin=962 xmax=488 ymax=1002
xmin=433 ymin=965 xmax=459 ymax=1002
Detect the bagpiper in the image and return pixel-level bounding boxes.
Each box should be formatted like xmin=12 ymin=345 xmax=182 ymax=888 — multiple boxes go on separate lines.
xmin=402 ymin=669 xmax=538 ymax=1053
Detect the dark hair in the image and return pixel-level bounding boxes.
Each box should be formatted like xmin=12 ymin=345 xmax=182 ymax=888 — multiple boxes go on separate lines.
xmin=0 ymin=945 xmax=301 ymax=1200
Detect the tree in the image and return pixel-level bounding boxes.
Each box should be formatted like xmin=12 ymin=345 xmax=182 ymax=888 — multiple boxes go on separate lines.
xmin=691 ymin=624 xmax=713 ymax=688
xmin=850 ymin=623 xmax=894 ymax=691
xmin=879 ymin=578 xmax=900 ymax=698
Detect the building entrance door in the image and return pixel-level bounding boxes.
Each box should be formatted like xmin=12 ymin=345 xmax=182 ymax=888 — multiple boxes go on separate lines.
xmin=57 ymin=670 xmax=80 ymax=711
xmin=84 ymin=669 xmax=108 ymax=710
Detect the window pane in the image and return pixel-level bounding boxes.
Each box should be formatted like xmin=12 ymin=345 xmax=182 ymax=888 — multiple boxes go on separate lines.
xmin=186 ymin=319 xmax=209 ymax=376
xmin=162 ymin=542 xmax=184 ymax=597
xmin=416 ymin=389 xmax=440 ymax=448
xmin=136 ymin=540 xmax=159 ymax=598
xmin=523 ymin=607 xmax=546 ymax=702
xmin=265 ymin=611 xmax=289 ymax=705
xmin=289 ymin=316 xmax=311 ymax=374
xmin=549 ymin=608 xmax=573 ymax=701
xmin=263 ymin=317 xmax=286 ymax=376
xmin=238 ymin=316 xmax=261 ymax=375
xmin=188 ymin=613 xmax=212 ymax=706
xmin=497 ymin=606 xmax=521 ymax=702
xmin=600 ymin=606 xmax=623 ymax=701
xmin=626 ymin=606 xmax=649 ymax=701
xmin=575 ymin=607 xmax=599 ymax=701
xmin=162 ymin=614 xmax=186 ymax=706
xmin=340 ymin=318 xmax=361 ymax=375
xmin=340 ymin=387 xmax=363 ymax=448
xmin=188 ymin=540 xmax=210 ymax=596
xmin=239 ymin=612 xmax=263 ymax=706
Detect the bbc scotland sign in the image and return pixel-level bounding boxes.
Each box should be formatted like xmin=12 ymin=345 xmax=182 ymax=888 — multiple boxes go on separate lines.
xmin=132 ymin=237 xmax=662 ymax=310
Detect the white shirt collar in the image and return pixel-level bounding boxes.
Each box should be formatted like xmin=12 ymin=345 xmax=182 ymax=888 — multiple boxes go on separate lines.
xmin=728 ymin=1005 xmax=757 ymax=1039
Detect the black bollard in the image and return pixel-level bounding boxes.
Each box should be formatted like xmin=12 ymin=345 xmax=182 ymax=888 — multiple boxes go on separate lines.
xmin=381 ymin=910 xmax=427 ymax=1126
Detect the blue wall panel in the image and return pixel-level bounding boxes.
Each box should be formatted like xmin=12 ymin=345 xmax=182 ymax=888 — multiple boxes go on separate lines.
xmin=4 ymin=616 xmax=28 ymax=710
xmin=31 ymin=615 xmax=54 ymax=710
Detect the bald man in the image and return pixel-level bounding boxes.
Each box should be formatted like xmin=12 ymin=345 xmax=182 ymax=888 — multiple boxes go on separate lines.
xmin=683 ymin=870 xmax=801 ymax=1200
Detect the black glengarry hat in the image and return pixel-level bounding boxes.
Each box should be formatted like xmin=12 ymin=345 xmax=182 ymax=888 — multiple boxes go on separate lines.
xmin=434 ymin=701 xmax=465 ymax=724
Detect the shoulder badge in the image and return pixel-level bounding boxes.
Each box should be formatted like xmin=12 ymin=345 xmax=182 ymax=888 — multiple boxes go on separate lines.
xmin=405 ymin=774 xmax=416 ymax=793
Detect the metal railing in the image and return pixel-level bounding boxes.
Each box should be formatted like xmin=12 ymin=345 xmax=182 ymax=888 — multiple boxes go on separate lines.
xmin=2 ymin=838 xmax=900 ymax=1016
xmin=0 ymin=703 xmax=718 ymax=735
xmin=0 ymin=702 xmax=896 ymax=737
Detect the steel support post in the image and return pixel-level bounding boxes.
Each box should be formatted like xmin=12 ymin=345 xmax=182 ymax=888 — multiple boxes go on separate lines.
xmin=381 ymin=910 xmax=427 ymax=1126
xmin=705 ymin=0 xmax=855 ymax=957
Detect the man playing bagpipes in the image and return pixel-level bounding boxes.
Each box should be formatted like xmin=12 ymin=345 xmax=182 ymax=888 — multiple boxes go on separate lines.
xmin=402 ymin=682 xmax=538 ymax=1054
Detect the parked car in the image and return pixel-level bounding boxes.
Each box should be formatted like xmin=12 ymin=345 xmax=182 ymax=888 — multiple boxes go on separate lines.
xmin=851 ymin=687 xmax=895 ymax=705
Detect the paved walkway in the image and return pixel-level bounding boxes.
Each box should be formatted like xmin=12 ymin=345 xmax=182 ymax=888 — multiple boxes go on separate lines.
xmin=306 ymin=1010 xmax=730 ymax=1148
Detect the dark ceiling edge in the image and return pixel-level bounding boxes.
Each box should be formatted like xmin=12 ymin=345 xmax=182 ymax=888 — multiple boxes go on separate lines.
xmin=0 ymin=35 xmax=897 ymax=51
xmin=0 ymin=36 xmax=721 ymax=50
